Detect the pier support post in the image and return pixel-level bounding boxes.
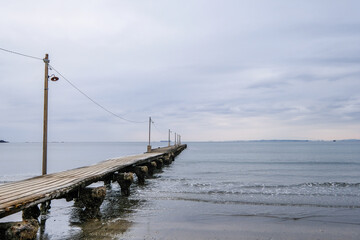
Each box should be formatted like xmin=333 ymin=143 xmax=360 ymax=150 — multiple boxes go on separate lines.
xmin=164 ymin=153 xmax=174 ymax=165
xmin=104 ymin=179 xmax=111 ymax=189
xmin=114 ymin=172 xmax=134 ymax=196
xmin=22 ymin=205 xmax=40 ymax=220
xmin=145 ymin=161 xmax=157 ymax=176
xmin=75 ymin=186 xmax=106 ymax=218
xmin=155 ymin=158 xmax=164 ymax=169
xmin=134 ymin=166 xmax=148 ymax=184
xmin=103 ymin=174 xmax=113 ymax=189
xmin=40 ymin=201 xmax=51 ymax=215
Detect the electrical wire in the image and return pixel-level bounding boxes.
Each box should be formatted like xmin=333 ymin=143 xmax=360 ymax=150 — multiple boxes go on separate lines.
xmin=49 ymin=64 xmax=147 ymax=124
xmin=151 ymin=119 xmax=168 ymax=134
xmin=152 ymin=118 xmax=178 ymax=142
xmin=0 ymin=47 xmax=43 ymax=61
xmin=0 ymin=47 xmax=176 ymax=133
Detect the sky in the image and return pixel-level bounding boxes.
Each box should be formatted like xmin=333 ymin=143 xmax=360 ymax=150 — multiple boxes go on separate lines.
xmin=0 ymin=0 xmax=360 ymax=142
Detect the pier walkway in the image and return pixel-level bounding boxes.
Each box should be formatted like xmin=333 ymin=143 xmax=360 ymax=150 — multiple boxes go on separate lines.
xmin=0 ymin=144 xmax=187 ymax=220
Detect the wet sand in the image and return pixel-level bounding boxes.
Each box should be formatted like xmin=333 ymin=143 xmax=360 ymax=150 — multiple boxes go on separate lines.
xmin=118 ymin=219 xmax=360 ymax=240
xmin=1 ymin=188 xmax=359 ymax=240
xmin=115 ymin=199 xmax=360 ymax=240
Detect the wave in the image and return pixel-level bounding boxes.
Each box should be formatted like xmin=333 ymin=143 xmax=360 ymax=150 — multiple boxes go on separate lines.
xmin=154 ymin=188 xmax=360 ymax=198
xmin=199 ymin=160 xmax=360 ymax=165
xmin=155 ymin=196 xmax=360 ymax=209
xmin=151 ymin=181 xmax=360 ymax=200
xmin=200 ymin=212 xmax=360 ymax=226
xmin=207 ymin=212 xmax=324 ymax=222
xmin=181 ymin=181 xmax=360 ymax=189
xmin=238 ymin=182 xmax=360 ymax=189
xmin=186 ymin=190 xmax=360 ymax=198
xmin=301 ymin=182 xmax=360 ymax=187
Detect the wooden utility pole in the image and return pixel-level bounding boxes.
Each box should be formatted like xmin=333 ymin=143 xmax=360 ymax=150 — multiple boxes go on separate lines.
xmin=174 ymin=132 xmax=177 ymax=146
xmin=42 ymin=54 xmax=49 ymax=175
xmin=168 ymin=129 xmax=171 ymax=147
xmin=147 ymin=116 xmax=152 ymax=152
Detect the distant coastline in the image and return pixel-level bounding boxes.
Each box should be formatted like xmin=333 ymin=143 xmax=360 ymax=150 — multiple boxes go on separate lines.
xmin=246 ymin=139 xmax=360 ymax=142
xmin=208 ymin=139 xmax=360 ymax=143
xmin=0 ymin=140 xmax=9 ymax=143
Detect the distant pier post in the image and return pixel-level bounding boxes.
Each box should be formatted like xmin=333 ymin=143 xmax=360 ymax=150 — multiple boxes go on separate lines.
xmin=168 ymin=129 xmax=171 ymax=147
xmin=147 ymin=116 xmax=152 ymax=152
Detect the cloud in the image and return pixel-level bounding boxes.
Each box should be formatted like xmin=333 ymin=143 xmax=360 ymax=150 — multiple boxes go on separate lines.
xmin=1 ymin=0 xmax=360 ymax=141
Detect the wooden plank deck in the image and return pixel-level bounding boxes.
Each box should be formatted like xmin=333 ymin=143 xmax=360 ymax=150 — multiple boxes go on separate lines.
xmin=0 ymin=145 xmax=186 ymax=219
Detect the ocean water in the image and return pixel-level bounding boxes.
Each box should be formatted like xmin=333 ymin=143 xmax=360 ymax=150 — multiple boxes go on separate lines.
xmin=1 ymin=141 xmax=360 ymax=239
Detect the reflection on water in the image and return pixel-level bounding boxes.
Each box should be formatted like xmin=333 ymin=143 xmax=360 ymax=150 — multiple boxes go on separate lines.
xmin=67 ymin=219 xmax=133 ymax=240
xmin=35 ymin=184 xmax=146 ymax=239
xmin=69 ymin=186 xmax=146 ymax=240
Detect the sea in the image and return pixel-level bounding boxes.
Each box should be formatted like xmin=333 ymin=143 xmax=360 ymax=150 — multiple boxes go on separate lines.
xmin=1 ymin=141 xmax=360 ymax=240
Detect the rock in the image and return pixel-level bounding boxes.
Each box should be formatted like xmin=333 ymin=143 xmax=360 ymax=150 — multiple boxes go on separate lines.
xmin=0 ymin=219 xmax=39 ymax=240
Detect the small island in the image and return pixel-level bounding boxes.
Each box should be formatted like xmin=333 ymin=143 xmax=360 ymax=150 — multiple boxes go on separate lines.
xmin=0 ymin=140 xmax=9 ymax=143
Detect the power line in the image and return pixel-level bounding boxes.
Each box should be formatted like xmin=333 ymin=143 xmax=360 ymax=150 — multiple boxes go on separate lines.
xmin=0 ymin=48 xmax=175 ymax=135
xmin=0 ymin=47 xmax=43 ymax=61
xmin=152 ymin=118 xmax=180 ymax=142
xmin=151 ymin=119 xmax=167 ymax=134
xmin=152 ymin=120 xmax=161 ymax=132
xmin=49 ymin=64 xmax=147 ymax=124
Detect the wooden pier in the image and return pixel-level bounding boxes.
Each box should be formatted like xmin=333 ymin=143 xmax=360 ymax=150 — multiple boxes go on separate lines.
xmin=0 ymin=144 xmax=186 ymax=239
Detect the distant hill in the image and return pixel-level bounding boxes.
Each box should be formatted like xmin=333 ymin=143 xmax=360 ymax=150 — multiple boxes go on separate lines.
xmin=0 ymin=140 xmax=9 ymax=143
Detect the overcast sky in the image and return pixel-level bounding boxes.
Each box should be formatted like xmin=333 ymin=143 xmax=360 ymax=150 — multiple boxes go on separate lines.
xmin=1 ymin=0 xmax=359 ymax=142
